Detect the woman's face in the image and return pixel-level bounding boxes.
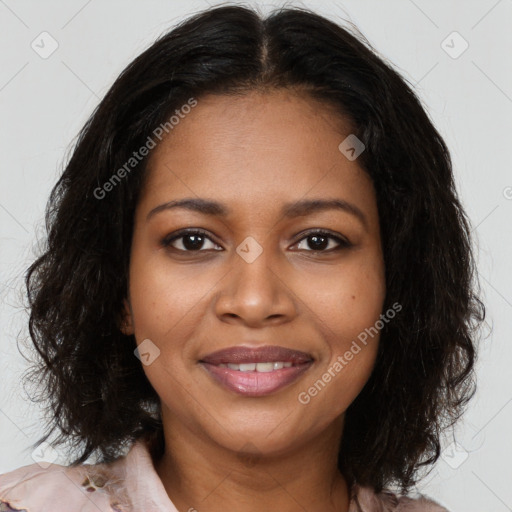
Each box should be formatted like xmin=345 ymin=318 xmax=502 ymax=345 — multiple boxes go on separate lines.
xmin=123 ymin=89 xmax=386 ymax=457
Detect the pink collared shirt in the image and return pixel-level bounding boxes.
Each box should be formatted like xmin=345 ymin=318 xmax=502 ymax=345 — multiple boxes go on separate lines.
xmin=0 ymin=438 xmax=449 ymax=511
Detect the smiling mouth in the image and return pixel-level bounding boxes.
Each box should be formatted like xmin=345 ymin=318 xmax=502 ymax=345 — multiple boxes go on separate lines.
xmin=199 ymin=345 xmax=314 ymax=397
xmin=216 ymin=361 xmax=294 ymax=371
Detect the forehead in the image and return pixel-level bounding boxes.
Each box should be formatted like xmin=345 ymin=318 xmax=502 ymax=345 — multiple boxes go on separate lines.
xmin=139 ymin=89 xmax=376 ymax=222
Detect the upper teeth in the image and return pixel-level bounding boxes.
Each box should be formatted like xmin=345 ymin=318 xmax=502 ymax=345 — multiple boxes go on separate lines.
xmin=218 ymin=362 xmax=293 ymax=372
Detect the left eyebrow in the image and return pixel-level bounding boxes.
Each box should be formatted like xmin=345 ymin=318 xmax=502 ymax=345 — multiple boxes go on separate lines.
xmin=280 ymin=199 xmax=367 ymax=229
xmin=146 ymin=197 xmax=368 ymax=229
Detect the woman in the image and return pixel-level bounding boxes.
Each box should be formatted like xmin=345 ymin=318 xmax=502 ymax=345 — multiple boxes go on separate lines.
xmin=0 ymin=4 xmax=484 ymax=511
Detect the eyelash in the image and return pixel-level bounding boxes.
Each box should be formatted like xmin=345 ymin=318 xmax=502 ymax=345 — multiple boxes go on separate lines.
xmin=161 ymin=228 xmax=351 ymax=254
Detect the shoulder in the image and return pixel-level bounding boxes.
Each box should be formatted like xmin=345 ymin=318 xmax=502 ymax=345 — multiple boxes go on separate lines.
xmin=0 ymin=455 xmax=129 ymax=512
xmin=352 ymin=483 xmax=450 ymax=512
xmin=0 ymin=438 xmax=175 ymax=512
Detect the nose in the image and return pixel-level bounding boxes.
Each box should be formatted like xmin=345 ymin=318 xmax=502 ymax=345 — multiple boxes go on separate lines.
xmin=213 ymin=241 xmax=297 ymax=328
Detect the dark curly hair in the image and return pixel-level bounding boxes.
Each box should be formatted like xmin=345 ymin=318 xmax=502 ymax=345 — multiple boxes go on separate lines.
xmin=22 ymin=4 xmax=485 ymax=493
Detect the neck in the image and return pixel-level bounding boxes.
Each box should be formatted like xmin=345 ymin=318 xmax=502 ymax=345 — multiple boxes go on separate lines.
xmin=153 ymin=411 xmax=350 ymax=512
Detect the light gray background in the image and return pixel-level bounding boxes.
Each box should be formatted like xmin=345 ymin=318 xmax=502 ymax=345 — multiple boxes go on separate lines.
xmin=0 ymin=1 xmax=511 ymax=510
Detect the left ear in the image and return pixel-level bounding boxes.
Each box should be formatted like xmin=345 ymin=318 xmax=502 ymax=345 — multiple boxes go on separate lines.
xmin=119 ymin=298 xmax=134 ymax=335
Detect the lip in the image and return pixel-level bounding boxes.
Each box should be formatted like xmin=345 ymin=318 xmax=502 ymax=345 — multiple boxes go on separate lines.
xmin=199 ymin=345 xmax=314 ymax=397
xmin=200 ymin=345 xmax=314 ymax=365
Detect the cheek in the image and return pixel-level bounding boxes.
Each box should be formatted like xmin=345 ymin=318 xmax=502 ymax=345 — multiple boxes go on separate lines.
xmin=301 ymin=253 xmax=385 ymax=342
xmin=329 ymin=261 xmax=385 ymax=377
xmin=127 ymin=247 xmax=216 ymax=340
xmin=295 ymin=255 xmax=385 ymax=411
xmin=305 ymin=345 xmax=378 ymax=421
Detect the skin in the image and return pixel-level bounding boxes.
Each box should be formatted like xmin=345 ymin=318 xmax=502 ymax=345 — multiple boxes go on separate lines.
xmin=121 ymin=89 xmax=386 ymax=512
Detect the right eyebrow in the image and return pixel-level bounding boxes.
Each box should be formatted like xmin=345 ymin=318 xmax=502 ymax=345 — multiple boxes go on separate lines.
xmin=146 ymin=198 xmax=227 ymax=221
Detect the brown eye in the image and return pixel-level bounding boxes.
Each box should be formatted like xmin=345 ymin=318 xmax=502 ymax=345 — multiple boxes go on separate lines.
xmin=162 ymin=229 xmax=223 ymax=252
xmin=295 ymin=230 xmax=351 ymax=252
